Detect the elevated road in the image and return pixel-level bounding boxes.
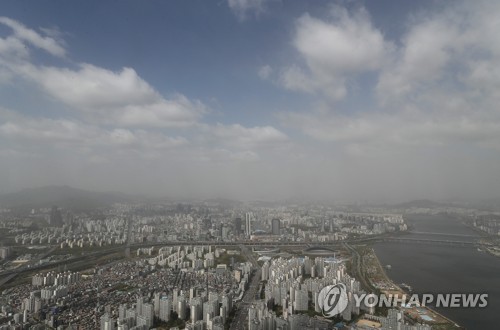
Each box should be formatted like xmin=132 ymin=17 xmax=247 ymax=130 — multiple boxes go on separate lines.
xmin=230 ymin=245 xmax=261 ymax=330
xmin=344 ymin=243 xmax=371 ymax=291
xmin=379 ymin=237 xmax=476 ymax=246
xmin=1 ymin=236 xmax=480 ymax=277
xmin=1 ymin=235 xmax=483 ymax=287
xmin=406 ymin=231 xmax=479 ymax=238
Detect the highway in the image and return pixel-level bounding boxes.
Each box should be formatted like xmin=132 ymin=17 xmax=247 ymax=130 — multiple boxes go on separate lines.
xmin=0 ymin=235 xmax=482 ymax=287
xmin=406 ymin=231 xmax=479 ymax=238
xmin=0 ymin=246 xmax=124 ymax=287
xmin=379 ymin=237 xmax=477 ymax=246
xmin=344 ymin=243 xmax=371 ymax=291
xmin=229 ymin=245 xmax=261 ymax=330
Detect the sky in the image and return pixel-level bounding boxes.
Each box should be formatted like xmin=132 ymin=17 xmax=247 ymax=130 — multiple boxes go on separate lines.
xmin=1 ymin=0 xmax=500 ymax=202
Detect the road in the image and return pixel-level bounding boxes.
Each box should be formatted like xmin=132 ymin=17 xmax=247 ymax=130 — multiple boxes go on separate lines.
xmin=344 ymin=243 xmax=371 ymax=291
xmin=2 ymin=234 xmax=477 ymax=288
xmin=0 ymin=246 xmax=58 ymax=286
xmin=230 ymin=245 xmax=261 ymax=330
xmin=0 ymin=246 xmax=124 ymax=289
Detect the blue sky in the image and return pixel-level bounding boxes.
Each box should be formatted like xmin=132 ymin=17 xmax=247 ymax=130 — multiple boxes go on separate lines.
xmin=1 ymin=0 xmax=500 ymax=202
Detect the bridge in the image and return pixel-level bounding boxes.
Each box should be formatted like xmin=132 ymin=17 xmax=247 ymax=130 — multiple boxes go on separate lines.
xmin=128 ymin=236 xmax=481 ymax=248
xmin=379 ymin=237 xmax=477 ymax=247
xmin=0 ymin=235 xmax=483 ymax=285
xmin=407 ymin=231 xmax=480 ymax=238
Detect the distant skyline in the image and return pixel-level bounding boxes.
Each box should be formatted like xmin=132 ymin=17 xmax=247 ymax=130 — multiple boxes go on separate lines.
xmin=1 ymin=0 xmax=500 ymax=202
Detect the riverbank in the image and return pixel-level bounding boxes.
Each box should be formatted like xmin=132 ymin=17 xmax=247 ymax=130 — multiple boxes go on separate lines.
xmin=372 ymin=213 xmax=500 ymax=329
xmin=462 ymin=221 xmax=500 ymax=258
xmin=362 ymin=247 xmax=462 ymax=329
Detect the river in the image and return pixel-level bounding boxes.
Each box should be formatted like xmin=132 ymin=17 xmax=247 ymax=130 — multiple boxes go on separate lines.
xmin=373 ymin=214 xmax=500 ymax=330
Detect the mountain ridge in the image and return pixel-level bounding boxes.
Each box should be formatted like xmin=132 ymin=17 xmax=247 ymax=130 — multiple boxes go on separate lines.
xmin=0 ymin=185 xmax=139 ymax=210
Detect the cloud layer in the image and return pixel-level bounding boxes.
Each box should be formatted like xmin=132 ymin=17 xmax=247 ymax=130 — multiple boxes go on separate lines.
xmin=227 ymin=0 xmax=273 ymax=20
xmin=279 ymin=6 xmax=389 ymax=100
xmin=279 ymin=1 xmax=500 ymax=153
xmin=0 ymin=16 xmax=290 ymax=198
xmin=2 ymin=1 xmax=500 ymax=202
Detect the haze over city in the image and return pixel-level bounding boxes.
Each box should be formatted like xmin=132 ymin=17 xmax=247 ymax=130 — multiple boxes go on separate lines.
xmin=1 ymin=0 xmax=500 ymax=202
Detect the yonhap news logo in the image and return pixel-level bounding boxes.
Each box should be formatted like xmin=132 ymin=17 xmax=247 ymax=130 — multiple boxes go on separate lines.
xmin=317 ymin=284 xmax=488 ymax=318
xmin=317 ymin=283 xmax=349 ymax=317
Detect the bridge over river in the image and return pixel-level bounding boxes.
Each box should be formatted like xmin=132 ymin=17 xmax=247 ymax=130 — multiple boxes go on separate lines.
xmin=0 ymin=234 xmax=484 ymax=287
xmin=378 ymin=237 xmax=477 ymax=247
xmin=406 ymin=231 xmax=480 ymax=238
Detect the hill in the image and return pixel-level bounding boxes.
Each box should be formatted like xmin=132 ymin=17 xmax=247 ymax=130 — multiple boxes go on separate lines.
xmin=0 ymin=185 xmax=138 ymax=210
xmin=392 ymin=199 xmax=448 ymax=209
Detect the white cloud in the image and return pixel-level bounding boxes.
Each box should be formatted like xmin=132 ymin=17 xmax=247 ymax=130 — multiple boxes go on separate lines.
xmin=281 ymin=6 xmax=390 ymax=100
xmin=109 ymin=128 xmax=138 ymax=146
xmin=258 ymin=64 xmax=272 ymax=80
xmin=6 ymin=57 xmax=205 ymax=128
xmin=0 ymin=17 xmax=206 ymax=128
xmin=209 ymin=123 xmax=288 ymax=149
xmin=376 ymin=15 xmax=460 ymax=106
xmin=0 ymin=119 xmax=87 ymax=144
xmin=295 ymin=8 xmax=386 ymax=73
xmin=230 ymin=150 xmax=260 ymax=162
xmin=117 ymin=96 xmax=205 ymax=128
xmin=278 ymin=1 xmax=500 ymax=155
xmin=0 ymin=35 xmax=29 ymax=59
xmin=376 ymin=1 xmax=500 ymax=107
xmin=280 ymin=65 xmax=316 ymax=94
xmin=281 ymin=107 xmax=500 ymax=155
xmin=227 ymin=0 xmax=273 ymax=20
xmin=196 ymin=148 xmax=260 ymax=163
xmin=185 ymin=123 xmax=289 ymax=165
xmin=0 ymin=112 xmax=187 ymax=152
xmin=0 ymin=16 xmax=66 ymax=57
xmin=23 ymin=64 xmax=160 ymax=109
xmin=3 ymin=5 xmax=500 ymax=201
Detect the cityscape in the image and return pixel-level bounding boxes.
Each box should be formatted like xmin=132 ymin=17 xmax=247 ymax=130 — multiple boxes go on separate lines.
xmin=1 ymin=1 xmax=500 ymax=329
xmin=0 ymin=195 xmax=499 ymax=329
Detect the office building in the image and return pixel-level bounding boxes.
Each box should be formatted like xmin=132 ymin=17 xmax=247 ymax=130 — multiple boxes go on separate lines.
xmin=234 ymin=218 xmax=242 ymax=236
xmin=0 ymin=247 xmax=11 ymax=259
xmin=100 ymin=313 xmax=115 ymax=330
xmin=159 ymin=296 xmax=171 ymax=322
xmin=50 ymin=206 xmax=64 ymax=227
xmin=245 ymin=212 xmax=252 ymax=237
xmin=272 ymin=218 xmax=280 ymax=235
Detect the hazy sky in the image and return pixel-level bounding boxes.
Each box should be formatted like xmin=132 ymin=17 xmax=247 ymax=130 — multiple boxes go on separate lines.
xmin=1 ymin=0 xmax=500 ymax=202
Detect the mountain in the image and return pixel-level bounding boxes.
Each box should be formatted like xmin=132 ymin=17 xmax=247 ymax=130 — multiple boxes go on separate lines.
xmin=203 ymin=198 xmax=243 ymax=207
xmin=0 ymin=185 xmax=139 ymax=210
xmin=391 ymin=199 xmax=448 ymax=209
xmin=390 ymin=198 xmax=500 ymax=212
